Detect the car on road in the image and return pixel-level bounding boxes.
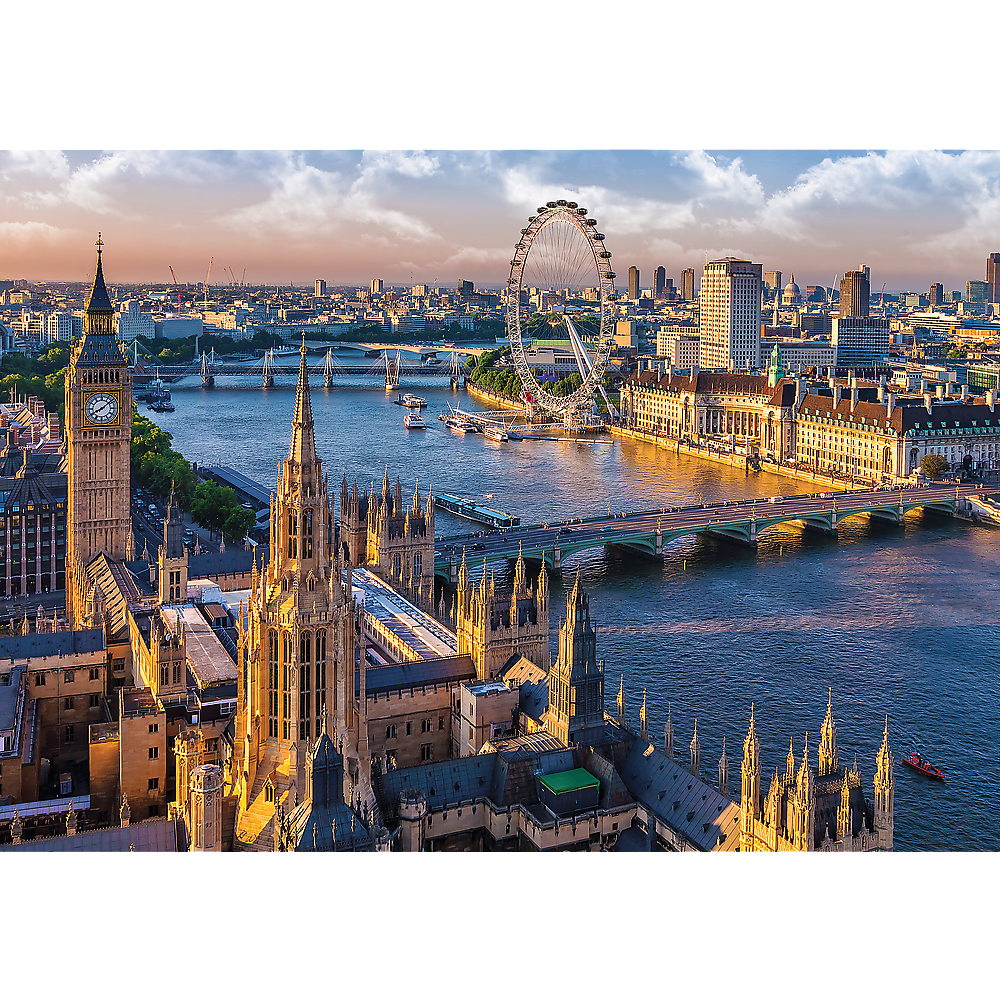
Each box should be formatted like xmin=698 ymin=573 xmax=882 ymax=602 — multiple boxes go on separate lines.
xmin=471 ymin=543 xmax=485 ymax=550
xmin=600 ymin=526 xmax=611 ymax=533
xmin=818 ymin=492 xmax=832 ymax=499
xmin=768 ymin=496 xmax=785 ymax=503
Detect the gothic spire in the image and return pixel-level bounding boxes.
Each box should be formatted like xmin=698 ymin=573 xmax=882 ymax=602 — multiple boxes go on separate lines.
xmin=616 ymin=673 xmax=625 ymax=722
xmin=819 ymin=687 xmax=838 ymax=776
xmin=639 ymin=688 xmax=648 ymax=740
xmin=513 ymin=541 xmax=526 ymax=593
xmin=84 ymin=233 xmax=114 ymax=314
xmin=744 ymin=703 xmax=758 ymax=758
xmin=288 ymin=334 xmax=317 ymax=466
xmin=786 ymin=735 xmax=796 ymax=776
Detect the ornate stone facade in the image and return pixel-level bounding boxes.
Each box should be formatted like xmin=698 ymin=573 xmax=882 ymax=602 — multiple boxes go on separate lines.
xmin=546 ymin=568 xmax=605 ymax=747
xmin=233 ymin=341 xmax=377 ymax=851
xmin=65 ymin=236 xmax=133 ymax=625
xmin=739 ymin=696 xmax=894 ymax=852
xmin=339 ymin=471 xmax=435 ymax=610
xmin=455 ymin=547 xmax=549 ymax=681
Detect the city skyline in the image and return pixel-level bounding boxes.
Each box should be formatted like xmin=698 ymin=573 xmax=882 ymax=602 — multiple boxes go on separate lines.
xmin=3 ymin=149 xmax=1000 ymax=291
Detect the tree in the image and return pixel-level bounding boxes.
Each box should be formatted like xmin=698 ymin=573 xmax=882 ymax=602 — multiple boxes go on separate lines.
xmin=188 ymin=481 xmax=253 ymax=541
xmin=920 ymin=454 xmax=949 ymax=480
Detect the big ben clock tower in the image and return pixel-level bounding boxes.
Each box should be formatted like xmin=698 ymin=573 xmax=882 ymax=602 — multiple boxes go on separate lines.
xmin=66 ymin=235 xmax=133 ymax=624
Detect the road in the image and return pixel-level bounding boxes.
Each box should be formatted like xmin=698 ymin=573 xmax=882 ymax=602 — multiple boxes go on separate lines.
xmin=434 ymin=483 xmax=990 ymax=567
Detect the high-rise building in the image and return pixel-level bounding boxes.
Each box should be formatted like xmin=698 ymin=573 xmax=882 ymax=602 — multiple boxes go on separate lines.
xmin=680 ymin=267 xmax=695 ymax=301
xmin=987 ymin=254 xmax=1000 ymax=302
xmin=967 ymin=279 xmax=988 ymax=303
xmin=628 ymin=266 xmax=640 ymax=301
xmin=370 ymin=278 xmax=384 ymax=295
xmin=928 ymin=282 xmax=944 ymax=307
xmin=65 ymin=236 xmax=133 ymax=625
xmin=839 ymin=268 xmax=871 ymax=318
xmin=831 ymin=316 xmax=889 ymax=367
xmin=764 ymin=270 xmax=782 ymax=294
xmin=315 ymin=279 xmax=327 ymax=296
xmin=653 ymin=266 xmax=666 ymax=300
xmin=457 ymin=279 xmax=474 ymax=298
xmin=698 ymin=257 xmax=762 ymax=372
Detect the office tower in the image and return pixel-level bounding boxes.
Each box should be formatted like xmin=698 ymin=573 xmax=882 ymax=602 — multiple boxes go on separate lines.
xmin=967 ymin=280 xmax=988 ymax=303
xmin=764 ymin=270 xmax=782 ymax=294
xmin=839 ymin=267 xmax=871 ymax=318
xmin=653 ymin=266 xmax=666 ymax=300
xmin=315 ymin=279 xmax=327 ymax=296
xmin=698 ymin=257 xmax=762 ymax=372
xmin=681 ymin=267 xmax=695 ymax=301
xmin=371 ymin=278 xmax=384 ymax=295
xmin=628 ymin=266 xmax=640 ymax=301
xmin=987 ymin=253 xmax=1000 ymax=303
xmin=457 ymin=279 xmax=474 ymax=297
xmin=928 ymin=282 xmax=943 ymax=306
xmin=832 ymin=316 xmax=889 ymax=367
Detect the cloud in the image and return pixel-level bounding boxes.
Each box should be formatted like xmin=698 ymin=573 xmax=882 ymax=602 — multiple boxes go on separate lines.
xmin=757 ymin=150 xmax=1000 ymax=253
xmin=496 ymin=151 xmax=767 ymax=245
xmin=0 ymin=221 xmax=72 ymax=244
xmin=223 ymin=151 xmax=440 ymax=241
xmin=0 ymin=150 xmax=71 ymax=181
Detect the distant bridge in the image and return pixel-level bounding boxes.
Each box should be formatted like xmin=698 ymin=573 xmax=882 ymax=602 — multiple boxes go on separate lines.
xmin=133 ymin=348 xmax=465 ymax=387
xmin=433 ymin=484 xmax=995 ymax=583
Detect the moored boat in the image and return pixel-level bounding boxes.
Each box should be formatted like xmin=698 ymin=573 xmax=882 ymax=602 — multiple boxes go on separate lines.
xmin=403 ymin=393 xmax=427 ymax=408
xmin=484 ymin=425 xmax=509 ymax=442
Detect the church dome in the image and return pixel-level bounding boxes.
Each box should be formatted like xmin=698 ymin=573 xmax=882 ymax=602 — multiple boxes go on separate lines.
xmin=782 ymin=273 xmax=801 ymax=305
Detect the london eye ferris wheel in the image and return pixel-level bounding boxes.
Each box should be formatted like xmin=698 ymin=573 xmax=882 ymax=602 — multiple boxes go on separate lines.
xmin=505 ymin=200 xmax=618 ymax=417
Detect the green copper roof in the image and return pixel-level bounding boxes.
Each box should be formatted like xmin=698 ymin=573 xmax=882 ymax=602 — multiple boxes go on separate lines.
xmin=539 ymin=768 xmax=600 ymax=796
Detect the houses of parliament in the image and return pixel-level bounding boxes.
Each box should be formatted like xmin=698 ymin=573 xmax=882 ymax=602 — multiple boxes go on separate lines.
xmin=0 ymin=241 xmax=895 ymax=853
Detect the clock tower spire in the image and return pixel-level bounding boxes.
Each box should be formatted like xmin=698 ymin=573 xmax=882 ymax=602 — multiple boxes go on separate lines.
xmin=66 ymin=235 xmax=133 ymax=625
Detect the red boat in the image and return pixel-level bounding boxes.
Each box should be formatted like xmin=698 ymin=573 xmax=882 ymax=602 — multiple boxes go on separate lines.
xmin=903 ymin=751 xmax=945 ymax=781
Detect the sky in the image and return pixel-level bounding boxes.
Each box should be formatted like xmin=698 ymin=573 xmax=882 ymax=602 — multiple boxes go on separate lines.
xmin=3 ymin=148 xmax=999 ymax=294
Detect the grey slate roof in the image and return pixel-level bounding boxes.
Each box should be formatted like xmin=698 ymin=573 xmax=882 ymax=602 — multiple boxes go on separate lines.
xmin=0 ymin=818 xmax=179 ymax=852
xmin=617 ymin=742 xmax=740 ymax=852
xmin=0 ymin=628 xmax=104 ymax=661
xmin=358 ymin=654 xmax=475 ymax=698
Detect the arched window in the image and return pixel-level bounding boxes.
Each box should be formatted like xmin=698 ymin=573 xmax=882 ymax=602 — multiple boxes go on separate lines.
xmin=315 ymin=629 xmax=326 ymax=726
xmin=267 ymin=629 xmax=279 ymax=738
xmin=281 ymin=632 xmax=292 ymax=739
xmin=299 ymin=632 xmax=311 ymax=741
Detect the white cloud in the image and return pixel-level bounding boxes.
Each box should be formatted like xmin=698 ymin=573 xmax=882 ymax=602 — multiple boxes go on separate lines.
xmin=497 ymin=152 xmax=766 ymax=242
xmin=757 ymin=150 xmax=1000 ymax=254
xmin=224 ymin=151 xmax=440 ymax=241
xmin=0 ymin=221 xmax=73 ymax=244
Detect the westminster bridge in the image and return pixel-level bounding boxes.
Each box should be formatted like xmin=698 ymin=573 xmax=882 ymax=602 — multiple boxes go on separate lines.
xmin=433 ymin=484 xmax=996 ymax=583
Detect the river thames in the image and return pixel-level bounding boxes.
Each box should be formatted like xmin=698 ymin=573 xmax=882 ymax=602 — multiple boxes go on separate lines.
xmin=147 ymin=358 xmax=1000 ymax=851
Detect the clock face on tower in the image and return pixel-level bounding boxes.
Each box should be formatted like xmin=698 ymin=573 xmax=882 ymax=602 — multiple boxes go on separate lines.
xmin=84 ymin=391 xmax=119 ymax=426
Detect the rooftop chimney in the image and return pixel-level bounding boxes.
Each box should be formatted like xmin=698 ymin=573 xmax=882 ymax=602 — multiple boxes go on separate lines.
xmin=877 ymin=385 xmax=885 ymax=403
xmin=988 ymin=389 xmax=996 ymax=413
xmin=924 ymin=392 xmax=933 ymax=414
xmin=886 ymin=391 xmax=896 ymax=414
xmin=851 ymin=386 xmax=859 ymax=412
xmin=936 ymin=384 xmax=944 ymax=400
xmin=961 ymin=384 xmax=968 ymax=400
xmin=834 ymin=385 xmax=843 ymax=405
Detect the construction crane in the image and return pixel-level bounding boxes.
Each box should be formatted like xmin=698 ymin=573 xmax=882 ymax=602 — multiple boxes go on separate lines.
xmin=879 ymin=282 xmax=887 ymax=311
xmin=168 ymin=266 xmax=182 ymax=312
xmin=204 ymin=257 xmax=213 ymax=310
xmin=241 ymin=268 xmax=246 ymax=287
